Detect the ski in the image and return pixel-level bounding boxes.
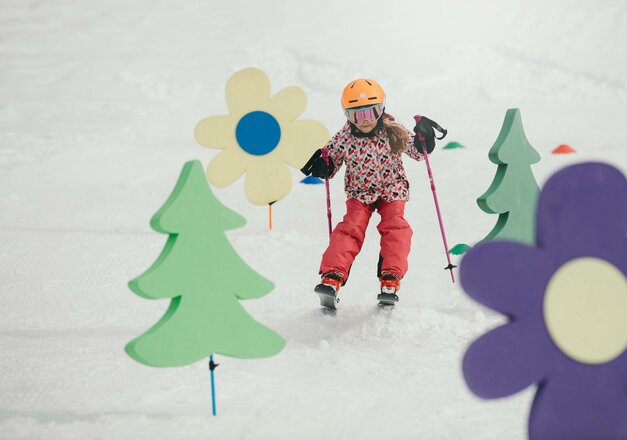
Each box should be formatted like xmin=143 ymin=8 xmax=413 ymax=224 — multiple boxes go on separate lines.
xmin=377 ymin=292 xmax=399 ymax=307
xmin=314 ymin=283 xmax=339 ymax=310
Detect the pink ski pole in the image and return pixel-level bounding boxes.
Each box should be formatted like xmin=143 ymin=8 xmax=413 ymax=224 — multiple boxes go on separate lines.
xmin=414 ymin=115 xmax=456 ymax=283
xmin=321 ymin=148 xmax=333 ymax=239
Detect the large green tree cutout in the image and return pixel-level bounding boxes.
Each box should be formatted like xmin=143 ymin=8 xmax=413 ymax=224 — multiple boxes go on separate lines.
xmin=126 ymin=160 xmax=285 ymax=367
xmin=477 ymin=108 xmax=541 ymax=245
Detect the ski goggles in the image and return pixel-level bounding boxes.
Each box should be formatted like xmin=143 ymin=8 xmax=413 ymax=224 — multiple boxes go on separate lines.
xmin=344 ymin=103 xmax=384 ymax=125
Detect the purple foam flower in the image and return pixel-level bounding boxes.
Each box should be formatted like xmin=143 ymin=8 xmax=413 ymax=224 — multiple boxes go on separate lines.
xmin=460 ymin=162 xmax=627 ymax=440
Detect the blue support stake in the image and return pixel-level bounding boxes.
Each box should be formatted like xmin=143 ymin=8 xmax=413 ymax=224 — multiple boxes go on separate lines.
xmin=209 ymin=355 xmax=218 ymax=416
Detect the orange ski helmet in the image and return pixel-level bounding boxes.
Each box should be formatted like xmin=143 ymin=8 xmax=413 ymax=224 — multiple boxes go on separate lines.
xmin=341 ymin=78 xmax=385 ymax=110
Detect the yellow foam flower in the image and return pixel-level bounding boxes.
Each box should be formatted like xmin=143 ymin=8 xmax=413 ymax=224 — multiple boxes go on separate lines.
xmin=195 ymin=68 xmax=329 ymax=205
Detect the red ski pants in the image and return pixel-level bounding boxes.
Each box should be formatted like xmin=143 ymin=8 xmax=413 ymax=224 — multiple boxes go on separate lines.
xmin=319 ymin=198 xmax=412 ymax=282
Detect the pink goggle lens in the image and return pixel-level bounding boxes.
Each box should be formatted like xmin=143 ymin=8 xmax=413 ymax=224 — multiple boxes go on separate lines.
xmin=346 ymin=104 xmax=382 ymax=124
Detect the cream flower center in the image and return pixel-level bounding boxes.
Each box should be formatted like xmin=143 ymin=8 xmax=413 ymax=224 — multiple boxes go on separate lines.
xmin=543 ymin=257 xmax=627 ymax=364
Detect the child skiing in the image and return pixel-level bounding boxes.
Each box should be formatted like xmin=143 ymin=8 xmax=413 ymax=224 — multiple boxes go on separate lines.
xmin=301 ymin=78 xmax=444 ymax=309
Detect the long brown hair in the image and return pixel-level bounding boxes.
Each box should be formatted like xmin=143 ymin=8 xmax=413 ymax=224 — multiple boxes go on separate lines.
xmin=381 ymin=113 xmax=409 ymax=154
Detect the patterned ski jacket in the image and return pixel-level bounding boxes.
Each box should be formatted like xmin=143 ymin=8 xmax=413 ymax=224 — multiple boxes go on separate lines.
xmin=324 ymin=121 xmax=424 ymax=204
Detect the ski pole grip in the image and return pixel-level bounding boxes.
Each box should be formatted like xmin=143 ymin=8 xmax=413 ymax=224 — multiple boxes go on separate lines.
xmin=321 ymin=148 xmax=331 ymax=179
xmin=413 ymin=115 xmax=427 ymax=146
xmin=414 ymin=114 xmax=448 ymax=139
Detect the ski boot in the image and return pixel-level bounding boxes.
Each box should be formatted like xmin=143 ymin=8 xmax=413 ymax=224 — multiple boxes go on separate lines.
xmin=378 ymin=273 xmax=400 ymax=306
xmin=314 ymin=272 xmax=344 ymax=310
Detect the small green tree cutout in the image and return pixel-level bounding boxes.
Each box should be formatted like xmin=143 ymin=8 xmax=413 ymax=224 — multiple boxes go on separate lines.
xmin=126 ymin=160 xmax=285 ymax=367
xmin=477 ymin=108 xmax=541 ymax=245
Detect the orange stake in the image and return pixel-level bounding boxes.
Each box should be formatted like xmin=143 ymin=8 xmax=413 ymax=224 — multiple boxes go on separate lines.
xmin=269 ymin=204 xmax=273 ymax=231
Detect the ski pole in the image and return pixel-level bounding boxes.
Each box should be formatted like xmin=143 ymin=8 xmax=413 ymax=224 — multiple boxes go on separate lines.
xmin=321 ymin=148 xmax=333 ymax=240
xmin=209 ymin=355 xmax=218 ymax=416
xmin=414 ymin=115 xmax=457 ymax=283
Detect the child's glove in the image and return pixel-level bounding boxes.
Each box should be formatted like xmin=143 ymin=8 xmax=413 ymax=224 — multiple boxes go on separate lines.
xmin=300 ymin=149 xmax=334 ymax=178
xmin=413 ymin=115 xmax=448 ymax=155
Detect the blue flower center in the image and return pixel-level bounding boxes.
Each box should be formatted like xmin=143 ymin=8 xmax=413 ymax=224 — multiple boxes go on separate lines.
xmin=235 ymin=111 xmax=281 ymax=156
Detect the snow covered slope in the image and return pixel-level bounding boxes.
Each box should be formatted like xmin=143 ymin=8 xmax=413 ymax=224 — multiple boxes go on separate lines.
xmin=1 ymin=0 xmax=625 ymax=439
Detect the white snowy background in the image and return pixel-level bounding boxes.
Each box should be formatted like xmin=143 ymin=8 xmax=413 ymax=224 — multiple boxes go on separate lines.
xmin=1 ymin=0 xmax=626 ymax=439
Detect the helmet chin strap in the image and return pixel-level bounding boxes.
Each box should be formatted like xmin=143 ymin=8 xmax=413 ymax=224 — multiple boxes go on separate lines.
xmin=348 ymin=111 xmax=385 ymax=138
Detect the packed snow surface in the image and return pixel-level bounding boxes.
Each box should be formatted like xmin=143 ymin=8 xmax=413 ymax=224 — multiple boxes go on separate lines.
xmin=1 ymin=0 xmax=626 ymax=439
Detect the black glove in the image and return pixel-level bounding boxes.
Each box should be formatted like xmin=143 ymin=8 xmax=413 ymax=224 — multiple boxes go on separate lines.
xmin=413 ymin=115 xmax=447 ymax=154
xmin=300 ymin=149 xmax=334 ymax=178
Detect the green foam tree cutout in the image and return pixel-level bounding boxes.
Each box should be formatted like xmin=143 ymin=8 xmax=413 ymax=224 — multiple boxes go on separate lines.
xmin=477 ymin=109 xmax=541 ymax=245
xmin=126 ymin=160 xmax=285 ymax=367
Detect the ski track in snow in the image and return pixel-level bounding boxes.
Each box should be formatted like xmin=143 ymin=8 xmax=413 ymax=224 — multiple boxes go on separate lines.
xmin=1 ymin=0 xmax=626 ymax=439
